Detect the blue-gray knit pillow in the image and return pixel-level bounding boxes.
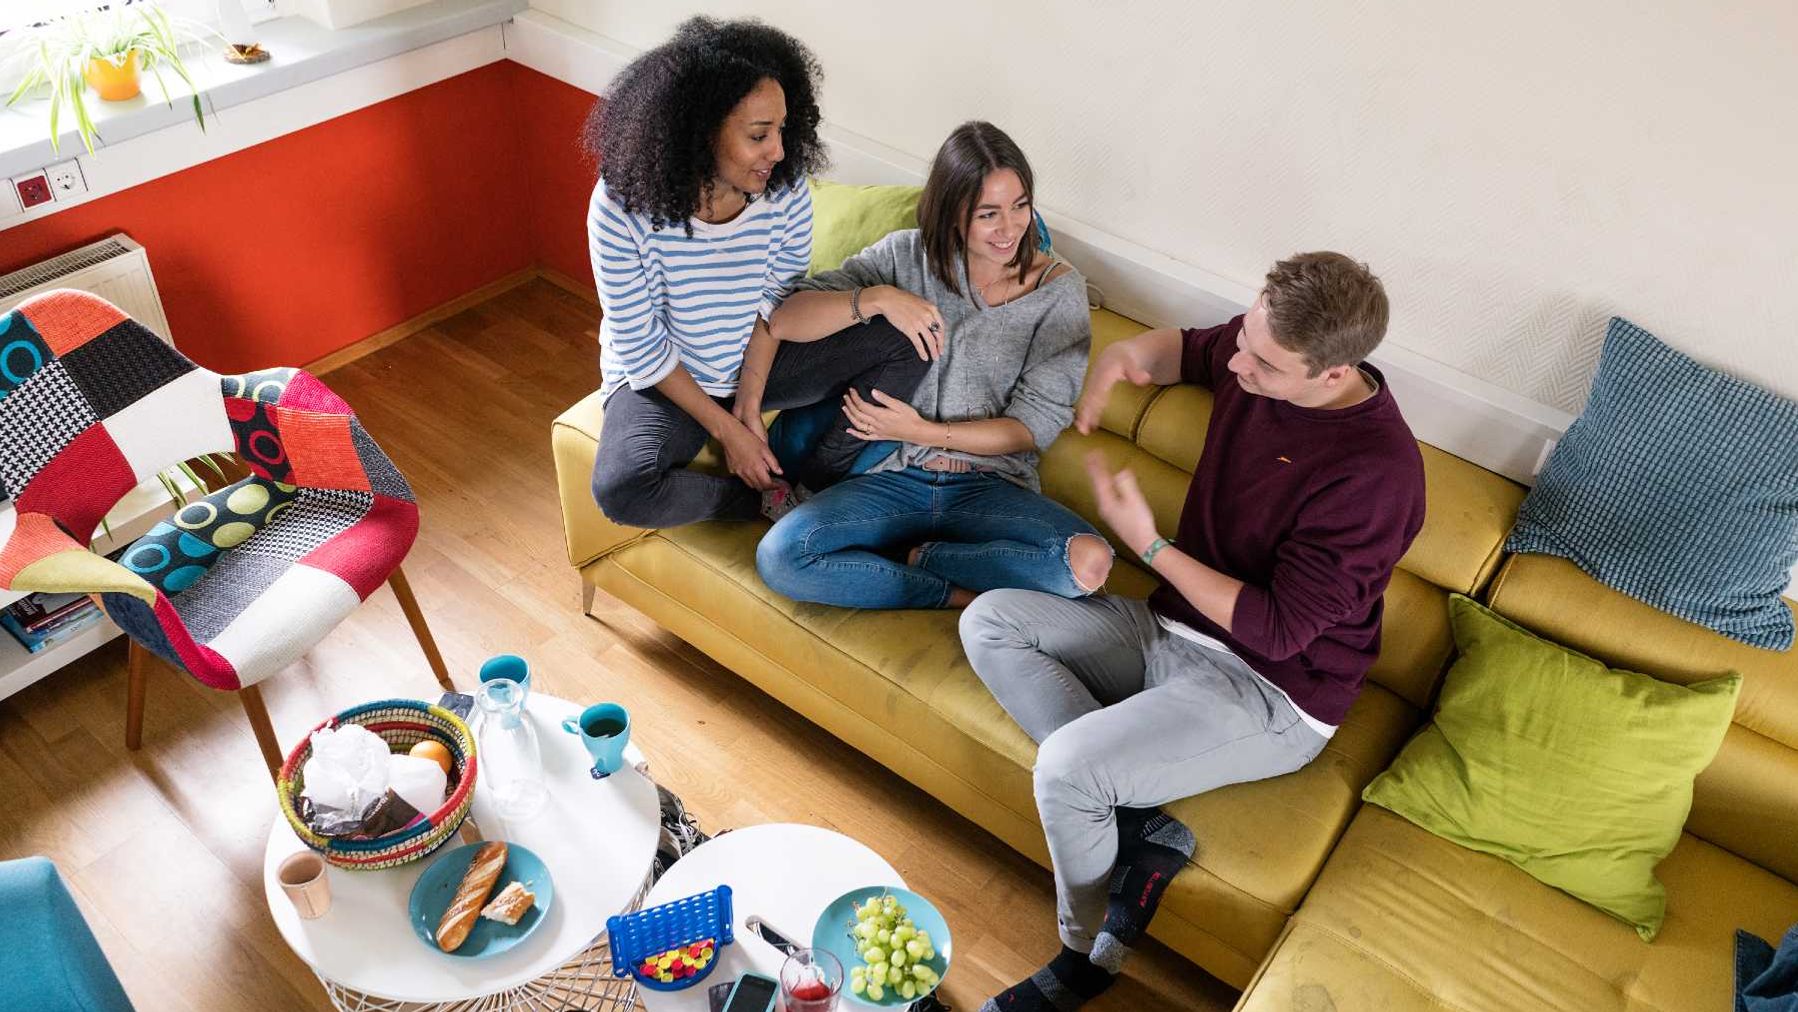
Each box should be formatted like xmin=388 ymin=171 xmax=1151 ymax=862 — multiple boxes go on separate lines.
xmin=1505 ymin=317 xmax=1798 ymax=650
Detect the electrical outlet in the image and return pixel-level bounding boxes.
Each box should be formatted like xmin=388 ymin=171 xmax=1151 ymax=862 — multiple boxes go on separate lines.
xmin=11 ymin=172 xmax=53 ymax=210
xmin=46 ymin=160 xmax=86 ymax=199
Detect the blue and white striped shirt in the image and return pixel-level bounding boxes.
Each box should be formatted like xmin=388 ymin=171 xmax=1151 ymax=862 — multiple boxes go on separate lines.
xmin=589 ymin=178 xmax=813 ymax=396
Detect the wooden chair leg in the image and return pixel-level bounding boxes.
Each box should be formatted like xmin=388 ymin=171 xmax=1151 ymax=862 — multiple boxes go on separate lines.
xmin=388 ymin=566 xmax=453 ymax=691
xmin=581 ymin=578 xmax=596 ymax=616
xmin=238 ymin=684 xmax=283 ymax=782
xmin=125 ymin=639 xmax=148 ymax=751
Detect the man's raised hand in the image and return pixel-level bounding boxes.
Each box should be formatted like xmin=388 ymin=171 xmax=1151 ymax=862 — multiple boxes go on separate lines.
xmin=1075 ymin=344 xmax=1155 ymax=435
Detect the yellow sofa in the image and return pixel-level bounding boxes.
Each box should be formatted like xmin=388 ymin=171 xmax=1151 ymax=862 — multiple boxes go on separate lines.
xmin=1235 ymin=553 xmax=1798 ymax=1011
xmin=553 ymin=307 xmax=1529 ymax=987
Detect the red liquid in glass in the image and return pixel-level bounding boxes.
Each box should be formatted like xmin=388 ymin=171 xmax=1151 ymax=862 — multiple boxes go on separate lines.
xmin=782 ymin=980 xmax=836 ymax=1012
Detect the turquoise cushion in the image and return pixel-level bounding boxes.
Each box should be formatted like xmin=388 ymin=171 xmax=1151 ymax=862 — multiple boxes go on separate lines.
xmin=0 ymin=857 xmax=133 ymax=1011
xmin=1505 ymin=317 xmax=1798 ymax=649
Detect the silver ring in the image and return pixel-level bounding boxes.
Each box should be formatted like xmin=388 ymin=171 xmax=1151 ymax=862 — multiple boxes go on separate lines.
xmin=928 ymin=322 xmax=941 ymax=333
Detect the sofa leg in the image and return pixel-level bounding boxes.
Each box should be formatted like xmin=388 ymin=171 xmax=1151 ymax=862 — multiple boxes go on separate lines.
xmin=124 ymin=639 xmax=148 ymax=751
xmin=388 ymin=566 xmax=454 ymax=691
xmin=238 ymin=685 xmax=282 ymax=782
xmin=581 ymin=578 xmax=597 ymax=616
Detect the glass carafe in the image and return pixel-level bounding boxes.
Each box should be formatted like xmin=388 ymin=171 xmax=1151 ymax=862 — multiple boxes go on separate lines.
xmin=474 ymin=678 xmax=547 ymax=820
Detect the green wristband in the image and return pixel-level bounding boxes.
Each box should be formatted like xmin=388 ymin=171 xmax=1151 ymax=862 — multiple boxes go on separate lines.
xmin=1140 ymin=537 xmax=1173 ymax=566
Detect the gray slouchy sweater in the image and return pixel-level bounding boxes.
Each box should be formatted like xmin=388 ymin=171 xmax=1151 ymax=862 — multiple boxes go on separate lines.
xmin=791 ymin=229 xmax=1091 ymax=490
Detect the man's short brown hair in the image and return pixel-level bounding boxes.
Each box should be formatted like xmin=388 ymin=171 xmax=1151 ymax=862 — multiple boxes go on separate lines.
xmin=1262 ymin=252 xmax=1389 ymax=375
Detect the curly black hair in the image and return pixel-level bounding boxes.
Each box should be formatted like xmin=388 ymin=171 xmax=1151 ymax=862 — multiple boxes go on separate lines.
xmin=582 ymin=17 xmax=828 ymax=235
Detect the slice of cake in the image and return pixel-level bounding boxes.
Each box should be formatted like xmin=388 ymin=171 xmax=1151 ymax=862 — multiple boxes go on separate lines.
xmin=479 ymin=880 xmax=536 ymax=925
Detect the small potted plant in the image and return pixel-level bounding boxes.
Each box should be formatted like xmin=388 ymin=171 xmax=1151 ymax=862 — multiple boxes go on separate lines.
xmin=4 ymin=3 xmax=220 ymax=154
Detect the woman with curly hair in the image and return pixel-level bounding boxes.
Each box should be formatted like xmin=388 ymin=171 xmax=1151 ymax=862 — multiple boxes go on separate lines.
xmin=585 ymin=16 xmax=931 ymax=527
xmin=755 ymin=121 xmax=1112 ymax=610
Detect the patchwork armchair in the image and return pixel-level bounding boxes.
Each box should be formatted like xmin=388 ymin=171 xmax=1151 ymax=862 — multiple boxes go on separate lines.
xmin=0 ymin=289 xmax=451 ymax=776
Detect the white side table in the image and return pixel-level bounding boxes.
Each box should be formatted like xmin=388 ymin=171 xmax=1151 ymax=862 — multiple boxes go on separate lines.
xmin=262 ymin=692 xmax=662 ymax=1010
xmin=637 ymin=824 xmax=904 ymax=1012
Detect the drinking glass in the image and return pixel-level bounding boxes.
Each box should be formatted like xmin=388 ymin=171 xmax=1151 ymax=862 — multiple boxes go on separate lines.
xmin=779 ymin=948 xmax=842 ymax=1012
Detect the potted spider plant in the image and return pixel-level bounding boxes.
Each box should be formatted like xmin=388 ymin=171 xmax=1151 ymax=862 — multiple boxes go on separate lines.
xmin=4 ymin=4 xmax=219 ymax=155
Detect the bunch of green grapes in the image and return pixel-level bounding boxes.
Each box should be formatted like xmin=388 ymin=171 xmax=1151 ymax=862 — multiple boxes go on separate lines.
xmin=845 ymin=893 xmax=940 ymax=1002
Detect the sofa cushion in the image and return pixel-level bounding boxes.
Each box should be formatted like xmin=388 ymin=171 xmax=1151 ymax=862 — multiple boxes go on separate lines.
xmin=808 ymin=179 xmax=922 ymax=275
xmin=1487 ymin=553 xmax=1798 ymax=885
xmin=1504 ymin=317 xmax=1798 ymax=650
xmin=1236 ymin=805 xmax=1798 ymax=1012
xmin=1364 ymin=596 xmax=1741 ymax=940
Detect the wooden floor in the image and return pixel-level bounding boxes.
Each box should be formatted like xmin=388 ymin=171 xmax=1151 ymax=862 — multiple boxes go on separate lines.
xmin=0 ymin=278 xmax=1239 ymax=1012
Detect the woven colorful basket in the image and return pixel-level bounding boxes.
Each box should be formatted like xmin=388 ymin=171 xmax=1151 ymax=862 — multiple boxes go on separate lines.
xmin=276 ymin=698 xmax=478 ymax=871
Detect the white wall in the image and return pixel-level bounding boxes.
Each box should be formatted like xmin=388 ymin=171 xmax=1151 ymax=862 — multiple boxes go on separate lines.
xmin=533 ymin=0 xmax=1798 ymax=414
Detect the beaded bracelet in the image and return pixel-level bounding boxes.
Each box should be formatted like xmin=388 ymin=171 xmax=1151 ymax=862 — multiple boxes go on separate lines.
xmin=850 ymin=287 xmax=866 ymax=325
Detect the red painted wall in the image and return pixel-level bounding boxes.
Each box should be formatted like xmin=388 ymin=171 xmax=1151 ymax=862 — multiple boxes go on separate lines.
xmin=1 ymin=62 xmax=537 ymax=372
xmin=507 ymin=63 xmax=600 ymax=290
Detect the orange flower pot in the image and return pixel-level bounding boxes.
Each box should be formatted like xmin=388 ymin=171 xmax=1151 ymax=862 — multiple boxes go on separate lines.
xmin=83 ymin=52 xmax=141 ymax=101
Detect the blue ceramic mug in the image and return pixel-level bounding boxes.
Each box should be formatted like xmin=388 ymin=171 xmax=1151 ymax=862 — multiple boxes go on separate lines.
xmin=561 ymin=702 xmax=630 ymax=777
xmin=479 ymin=655 xmax=530 ymax=704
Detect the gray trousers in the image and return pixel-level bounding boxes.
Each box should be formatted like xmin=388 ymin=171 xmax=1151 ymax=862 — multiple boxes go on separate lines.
xmin=959 ymin=589 xmax=1328 ymax=951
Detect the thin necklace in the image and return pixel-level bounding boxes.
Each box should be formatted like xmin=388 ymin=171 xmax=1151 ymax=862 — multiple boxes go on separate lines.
xmin=969 ymin=262 xmax=1015 ymax=306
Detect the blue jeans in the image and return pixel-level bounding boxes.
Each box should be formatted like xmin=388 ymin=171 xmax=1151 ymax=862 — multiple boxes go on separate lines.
xmin=756 ymin=468 xmax=1108 ymax=609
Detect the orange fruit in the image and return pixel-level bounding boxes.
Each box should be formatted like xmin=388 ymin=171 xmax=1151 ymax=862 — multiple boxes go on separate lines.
xmin=409 ymin=739 xmax=453 ymax=775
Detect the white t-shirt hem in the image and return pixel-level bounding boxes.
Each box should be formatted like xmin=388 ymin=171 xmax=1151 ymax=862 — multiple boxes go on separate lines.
xmin=1156 ymin=615 xmax=1339 ymax=740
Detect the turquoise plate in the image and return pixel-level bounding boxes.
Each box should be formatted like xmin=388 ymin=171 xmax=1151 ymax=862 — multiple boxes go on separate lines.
xmin=812 ymin=886 xmax=952 ymax=1006
xmin=408 ymin=843 xmax=554 ymax=958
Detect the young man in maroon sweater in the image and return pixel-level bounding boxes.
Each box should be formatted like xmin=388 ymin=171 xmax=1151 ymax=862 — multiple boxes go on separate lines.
xmin=963 ymin=252 xmax=1425 ymax=1012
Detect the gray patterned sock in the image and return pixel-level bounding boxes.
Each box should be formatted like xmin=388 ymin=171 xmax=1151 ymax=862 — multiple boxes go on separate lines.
xmin=979 ymin=946 xmax=1113 ymax=1011
xmin=1099 ymin=811 xmax=1195 ymax=955
xmin=1089 ymin=931 xmax=1133 ymax=974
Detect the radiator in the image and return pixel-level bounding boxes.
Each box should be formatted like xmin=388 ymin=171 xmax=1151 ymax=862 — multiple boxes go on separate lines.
xmin=0 ymin=234 xmax=173 ymax=344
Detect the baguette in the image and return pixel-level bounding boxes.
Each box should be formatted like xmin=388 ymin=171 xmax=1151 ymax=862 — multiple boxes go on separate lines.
xmin=480 ymin=880 xmax=536 ymax=925
xmin=436 ymin=842 xmax=508 ymax=952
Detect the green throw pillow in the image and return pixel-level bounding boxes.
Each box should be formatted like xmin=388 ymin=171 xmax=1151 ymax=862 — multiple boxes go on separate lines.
xmin=1362 ymin=595 xmax=1741 ymax=941
xmin=807 ymin=178 xmax=922 ymax=275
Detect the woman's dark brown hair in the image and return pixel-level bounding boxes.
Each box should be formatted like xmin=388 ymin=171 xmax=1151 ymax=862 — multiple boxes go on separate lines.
xmin=917 ymin=121 xmax=1039 ymax=295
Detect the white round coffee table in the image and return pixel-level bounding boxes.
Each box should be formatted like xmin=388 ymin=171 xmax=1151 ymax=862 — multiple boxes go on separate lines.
xmin=262 ymin=692 xmax=662 ymax=1010
xmin=637 ymin=824 xmax=904 ymax=1012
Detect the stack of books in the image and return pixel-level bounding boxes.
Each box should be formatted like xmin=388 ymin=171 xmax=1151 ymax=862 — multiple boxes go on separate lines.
xmin=1 ymin=592 xmax=105 ymax=653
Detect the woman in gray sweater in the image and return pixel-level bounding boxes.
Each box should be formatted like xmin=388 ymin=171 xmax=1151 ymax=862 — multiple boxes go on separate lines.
xmin=757 ymin=121 xmax=1112 ymax=608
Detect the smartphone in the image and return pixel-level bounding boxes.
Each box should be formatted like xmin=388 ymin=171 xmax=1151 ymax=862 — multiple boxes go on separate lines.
xmin=721 ymin=972 xmax=780 ymax=1012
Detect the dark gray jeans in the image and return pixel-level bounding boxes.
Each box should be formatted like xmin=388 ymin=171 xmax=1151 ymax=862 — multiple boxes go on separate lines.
xmin=591 ymin=319 xmax=930 ymax=528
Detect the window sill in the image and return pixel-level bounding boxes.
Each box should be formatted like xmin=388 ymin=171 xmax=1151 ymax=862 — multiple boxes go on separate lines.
xmin=0 ymin=0 xmax=524 ymax=182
